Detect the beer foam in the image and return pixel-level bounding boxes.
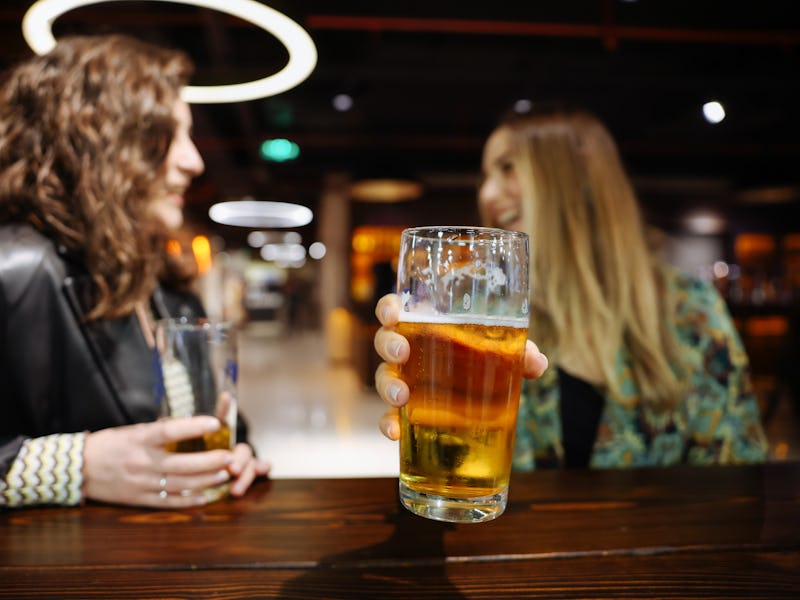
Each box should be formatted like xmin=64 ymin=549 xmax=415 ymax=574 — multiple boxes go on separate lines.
xmin=398 ymin=312 xmax=528 ymax=328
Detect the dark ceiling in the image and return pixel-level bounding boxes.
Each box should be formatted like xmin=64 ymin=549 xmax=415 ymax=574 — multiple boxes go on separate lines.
xmin=1 ymin=1 xmax=799 ymax=245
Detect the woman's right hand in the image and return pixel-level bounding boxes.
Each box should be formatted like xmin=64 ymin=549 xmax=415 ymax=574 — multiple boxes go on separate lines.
xmin=373 ymin=293 xmax=549 ymax=441
xmin=82 ymin=416 xmax=236 ymax=508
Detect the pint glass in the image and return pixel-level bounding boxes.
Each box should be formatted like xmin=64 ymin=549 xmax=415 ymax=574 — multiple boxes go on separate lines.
xmin=396 ymin=226 xmax=529 ymax=523
xmin=155 ymin=318 xmax=238 ymax=502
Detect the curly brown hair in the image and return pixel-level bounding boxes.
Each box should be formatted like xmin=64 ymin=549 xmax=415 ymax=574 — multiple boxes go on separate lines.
xmin=0 ymin=34 xmax=194 ymax=319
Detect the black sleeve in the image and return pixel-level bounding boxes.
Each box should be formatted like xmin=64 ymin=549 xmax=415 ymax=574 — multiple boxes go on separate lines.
xmin=0 ymin=436 xmax=26 ymax=481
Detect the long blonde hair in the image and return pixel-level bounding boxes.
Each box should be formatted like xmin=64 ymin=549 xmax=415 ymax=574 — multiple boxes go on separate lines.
xmin=503 ymin=108 xmax=684 ymax=410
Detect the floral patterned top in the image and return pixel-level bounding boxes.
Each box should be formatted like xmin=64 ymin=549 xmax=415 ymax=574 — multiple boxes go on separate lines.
xmin=513 ymin=266 xmax=768 ymax=470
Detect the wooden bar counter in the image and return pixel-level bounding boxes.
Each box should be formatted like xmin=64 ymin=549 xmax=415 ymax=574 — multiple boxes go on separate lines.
xmin=2 ymin=462 xmax=799 ymax=598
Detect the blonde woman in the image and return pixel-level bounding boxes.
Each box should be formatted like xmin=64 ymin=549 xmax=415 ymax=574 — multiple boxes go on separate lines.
xmin=374 ymin=107 xmax=767 ymax=469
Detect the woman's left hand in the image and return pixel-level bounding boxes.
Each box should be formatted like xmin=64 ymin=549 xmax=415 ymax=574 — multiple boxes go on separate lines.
xmin=227 ymin=443 xmax=271 ymax=497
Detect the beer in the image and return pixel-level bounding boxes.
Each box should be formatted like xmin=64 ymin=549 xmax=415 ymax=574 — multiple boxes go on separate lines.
xmin=164 ymin=423 xmax=232 ymax=453
xmin=395 ymin=225 xmax=529 ymax=522
xmin=163 ymin=421 xmax=233 ymax=502
xmin=397 ymin=314 xmax=527 ymax=500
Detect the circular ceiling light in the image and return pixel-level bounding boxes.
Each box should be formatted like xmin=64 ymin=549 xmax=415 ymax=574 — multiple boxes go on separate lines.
xmin=21 ymin=0 xmax=317 ymax=104
xmin=209 ymin=200 xmax=313 ymax=228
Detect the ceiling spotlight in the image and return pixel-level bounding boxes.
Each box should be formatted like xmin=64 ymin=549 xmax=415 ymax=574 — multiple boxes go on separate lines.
xmin=246 ymin=230 xmax=269 ymax=248
xmin=209 ymin=200 xmax=313 ymax=228
xmin=513 ymin=99 xmax=533 ymax=114
xmin=712 ymin=261 xmax=730 ymax=279
xmin=702 ymin=101 xmax=726 ymax=124
xmin=283 ymin=231 xmax=302 ymax=244
xmin=22 ymin=0 xmax=317 ymax=104
xmin=332 ymin=93 xmax=354 ymax=112
xmin=308 ymin=241 xmax=327 ymax=260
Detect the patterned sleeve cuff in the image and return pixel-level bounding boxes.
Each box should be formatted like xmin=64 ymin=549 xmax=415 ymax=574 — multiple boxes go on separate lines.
xmin=0 ymin=432 xmax=86 ymax=508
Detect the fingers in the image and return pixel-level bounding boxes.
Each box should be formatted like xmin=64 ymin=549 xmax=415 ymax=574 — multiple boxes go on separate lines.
xmin=373 ymin=294 xmax=409 ymax=434
xmin=159 ymin=448 xmax=233 ymax=474
xmin=150 ymin=443 xmax=270 ymax=506
xmin=146 ymin=491 xmax=207 ymax=509
xmin=523 ymin=340 xmax=549 ymax=380
xmin=373 ymin=296 xmax=409 ymax=415
xmin=227 ymin=443 xmax=256 ymax=477
xmin=229 ymin=444 xmax=270 ymax=477
xmin=216 ymin=391 xmax=234 ymax=421
xmin=375 ymin=362 xmax=409 ymax=408
xmin=154 ymin=468 xmax=230 ymax=497
xmin=254 ymin=460 xmax=271 ymax=477
xmin=83 ymin=423 xmax=255 ymax=508
xmin=144 ymin=477 xmax=230 ymax=509
xmin=373 ymin=327 xmax=410 ymax=365
xmin=379 ymin=408 xmax=401 ymax=441
xmin=373 ymin=294 xmax=407 ymax=442
xmin=140 ymin=416 xmax=221 ymax=446
xmin=228 ymin=447 xmax=256 ymax=497
xmin=230 ymin=461 xmax=255 ymax=497
xmin=375 ymin=293 xmax=401 ymax=327
xmin=227 ymin=444 xmax=270 ymax=497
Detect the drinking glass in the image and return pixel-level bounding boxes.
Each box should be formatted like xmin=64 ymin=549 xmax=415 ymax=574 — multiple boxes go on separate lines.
xmin=395 ymin=226 xmax=530 ymax=523
xmin=155 ymin=318 xmax=238 ymax=502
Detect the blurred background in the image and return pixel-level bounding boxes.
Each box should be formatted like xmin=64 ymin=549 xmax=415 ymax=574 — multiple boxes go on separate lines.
xmin=2 ymin=0 xmax=798 ymax=474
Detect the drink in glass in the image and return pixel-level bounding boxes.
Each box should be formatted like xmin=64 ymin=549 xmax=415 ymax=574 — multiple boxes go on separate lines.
xmin=155 ymin=318 xmax=238 ymax=502
xmin=395 ymin=227 xmax=529 ymax=523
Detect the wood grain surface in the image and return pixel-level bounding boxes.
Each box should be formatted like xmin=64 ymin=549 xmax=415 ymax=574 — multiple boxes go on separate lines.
xmin=2 ymin=463 xmax=798 ymax=598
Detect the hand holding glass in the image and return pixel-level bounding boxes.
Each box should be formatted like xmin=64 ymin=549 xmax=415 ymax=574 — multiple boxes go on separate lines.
xmin=155 ymin=318 xmax=238 ymax=502
xmin=395 ymin=226 xmax=530 ymax=523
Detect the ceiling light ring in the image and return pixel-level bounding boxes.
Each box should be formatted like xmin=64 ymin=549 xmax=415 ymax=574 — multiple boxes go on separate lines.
xmin=21 ymin=0 xmax=317 ymax=104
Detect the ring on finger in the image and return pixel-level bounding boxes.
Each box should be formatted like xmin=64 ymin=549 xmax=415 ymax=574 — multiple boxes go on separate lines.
xmin=159 ymin=475 xmax=168 ymax=500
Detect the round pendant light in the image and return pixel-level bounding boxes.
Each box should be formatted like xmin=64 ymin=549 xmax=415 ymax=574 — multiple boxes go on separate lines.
xmin=209 ymin=200 xmax=313 ymax=228
xmin=22 ymin=0 xmax=317 ymax=103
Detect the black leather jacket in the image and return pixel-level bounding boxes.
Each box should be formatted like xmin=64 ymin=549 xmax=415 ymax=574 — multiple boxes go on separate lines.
xmin=0 ymin=223 xmax=249 ymax=475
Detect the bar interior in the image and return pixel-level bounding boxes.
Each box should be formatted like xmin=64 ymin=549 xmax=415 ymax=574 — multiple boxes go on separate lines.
xmin=1 ymin=1 xmax=798 ymax=597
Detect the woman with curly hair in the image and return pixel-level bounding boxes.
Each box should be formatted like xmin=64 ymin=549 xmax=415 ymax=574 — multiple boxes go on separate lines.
xmin=0 ymin=34 xmax=269 ymax=508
